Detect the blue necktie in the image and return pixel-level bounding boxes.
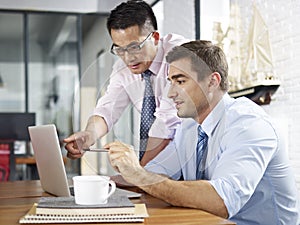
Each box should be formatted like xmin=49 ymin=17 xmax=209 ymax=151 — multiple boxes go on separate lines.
xmin=196 ymin=125 xmax=208 ymax=179
xmin=139 ymin=70 xmax=156 ymax=160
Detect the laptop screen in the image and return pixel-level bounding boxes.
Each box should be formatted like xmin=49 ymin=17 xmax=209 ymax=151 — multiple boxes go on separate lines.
xmin=28 ymin=124 xmax=71 ymax=197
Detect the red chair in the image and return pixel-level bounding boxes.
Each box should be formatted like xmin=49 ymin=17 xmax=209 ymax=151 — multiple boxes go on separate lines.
xmin=0 ymin=141 xmax=15 ymax=181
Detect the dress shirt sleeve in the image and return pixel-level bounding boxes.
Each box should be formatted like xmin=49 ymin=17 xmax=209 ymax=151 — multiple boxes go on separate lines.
xmin=93 ymin=65 xmax=131 ymax=131
xmin=144 ymin=140 xmax=182 ymax=180
xmin=208 ymin=117 xmax=278 ymax=218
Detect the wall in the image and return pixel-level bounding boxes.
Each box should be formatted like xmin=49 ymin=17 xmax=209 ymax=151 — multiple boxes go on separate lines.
xmin=163 ymin=0 xmax=195 ymax=39
xmin=244 ymin=0 xmax=300 ymax=189
xmin=0 ymin=41 xmax=25 ymax=111
xmin=82 ymin=17 xmax=112 ymax=88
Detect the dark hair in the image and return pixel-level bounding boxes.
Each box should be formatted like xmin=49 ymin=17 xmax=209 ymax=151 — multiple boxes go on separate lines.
xmin=107 ymin=0 xmax=157 ymax=35
xmin=166 ymin=40 xmax=229 ymax=91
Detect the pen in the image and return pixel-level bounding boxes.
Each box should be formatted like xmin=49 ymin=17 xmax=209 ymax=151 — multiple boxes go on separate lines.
xmin=83 ymin=148 xmax=109 ymax=152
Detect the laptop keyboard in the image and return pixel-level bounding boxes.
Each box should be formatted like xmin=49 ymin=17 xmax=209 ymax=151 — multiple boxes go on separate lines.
xmin=69 ymin=187 xmax=74 ymax=196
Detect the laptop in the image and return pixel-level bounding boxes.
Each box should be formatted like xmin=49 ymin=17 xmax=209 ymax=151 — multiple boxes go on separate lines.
xmin=28 ymin=124 xmax=141 ymax=198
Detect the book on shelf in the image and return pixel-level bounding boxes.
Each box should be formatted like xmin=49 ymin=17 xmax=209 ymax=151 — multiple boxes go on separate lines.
xmin=35 ymin=196 xmax=135 ymax=215
xmin=19 ymin=203 xmax=148 ymax=224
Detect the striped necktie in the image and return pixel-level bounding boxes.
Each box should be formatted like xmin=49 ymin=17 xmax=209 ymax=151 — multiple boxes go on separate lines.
xmin=196 ymin=125 xmax=208 ymax=179
xmin=139 ymin=70 xmax=156 ymax=160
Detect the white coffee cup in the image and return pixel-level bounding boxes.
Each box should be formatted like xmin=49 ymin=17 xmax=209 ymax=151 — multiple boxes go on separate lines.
xmin=72 ymin=175 xmax=116 ymax=205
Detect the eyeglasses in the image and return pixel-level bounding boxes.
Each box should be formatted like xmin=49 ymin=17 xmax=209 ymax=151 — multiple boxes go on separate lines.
xmin=110 ymin=32 xmax=154 ymax=56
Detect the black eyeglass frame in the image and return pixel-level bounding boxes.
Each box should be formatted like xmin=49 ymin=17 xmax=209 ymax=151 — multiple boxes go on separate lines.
xmin=110 ymin=32 xmax=154 ymax=56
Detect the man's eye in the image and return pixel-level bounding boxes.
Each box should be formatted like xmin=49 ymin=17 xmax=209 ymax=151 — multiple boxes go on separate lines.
xmin=128 ymin=45 xmax=140 ymax=51
xmin=177 ymin=80 xmax=185 ymax=85
xmin=115 ymin=48 xmax=125 ymax=54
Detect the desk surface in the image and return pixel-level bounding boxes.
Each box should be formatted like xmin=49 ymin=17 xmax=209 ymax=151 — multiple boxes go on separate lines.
xmin=15 ymin=156 xmax=68 ymax=165
xmin=0 ymin=180 xmax=235 ymax=225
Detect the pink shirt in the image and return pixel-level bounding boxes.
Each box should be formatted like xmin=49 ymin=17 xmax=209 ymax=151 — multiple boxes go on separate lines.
xmin=93 ymin=34 xmax=189 ymax=139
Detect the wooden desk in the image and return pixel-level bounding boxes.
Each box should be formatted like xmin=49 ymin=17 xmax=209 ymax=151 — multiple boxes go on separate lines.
xmin=15 ymin=156 xmax=36 ymax=165
xmin=0 ymin=180 xmax=236 ymax=225
xmin=15 ymin=156 xmax=39 ymax=180
xmin=15 ymin=156 xmax=68 ymax=180
xmin=15 ymin=156 xmax=68 ymax=165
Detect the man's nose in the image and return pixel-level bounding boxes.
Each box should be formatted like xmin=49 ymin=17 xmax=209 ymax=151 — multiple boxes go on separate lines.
xmin=167 ymin=84 xmax=177 ymax=99
xmin=123 ymin=51 xmax=135 ymax=61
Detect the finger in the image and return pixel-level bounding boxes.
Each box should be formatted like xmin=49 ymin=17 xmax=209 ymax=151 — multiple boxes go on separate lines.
xmin=108 ymin=149 xmax=124 ymax=161
xmin=107 ymin=155 xmax=120 ymax=173
xmin=70 ymin=133 xmax=90 ymax=151
xmin=104 ymin=141 xmax=122 ymax=148
xmin=109 ymin=156 xmax=124 ymax=172
xmin=64 ymin=142 xmax=78 ymax=152
xmin=108 ymin=145 xmax=130 ymax=164
xmin=64 ymin=141 xmax=86 ymax=157
xmin=63 ymin=134 xmax=75 ymax=143
xmin=67 ymin=151 xmax=83 ymax=159
xmin=108 ymin=142 xmax=132 ymax=152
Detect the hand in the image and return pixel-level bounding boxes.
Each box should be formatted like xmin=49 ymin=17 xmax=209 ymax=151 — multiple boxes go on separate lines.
xmin=104 ymin=141 xmax=143 ymax=185
xmin=110 ymin=174 xmax=135 ymax=187
xmin=63 ymin=131 xmax=96 ymax=159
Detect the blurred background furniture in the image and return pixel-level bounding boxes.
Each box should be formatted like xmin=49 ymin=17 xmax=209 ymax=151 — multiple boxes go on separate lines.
xmin=0 ymin=140 xmax=14 ymax=181
xmin=0 ymin=112 xmax=35 ymax=181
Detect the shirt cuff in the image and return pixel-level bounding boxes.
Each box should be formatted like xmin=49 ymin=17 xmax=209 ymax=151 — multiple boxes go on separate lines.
xmin=209 ymin=178 xmax=241 ymax=218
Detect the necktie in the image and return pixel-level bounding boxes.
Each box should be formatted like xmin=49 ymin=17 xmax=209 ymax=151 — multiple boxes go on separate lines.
xmin=139 ymin=70 xmax=156 ymax=160
xmin=196 ymin=125 xmax=208 ymax=179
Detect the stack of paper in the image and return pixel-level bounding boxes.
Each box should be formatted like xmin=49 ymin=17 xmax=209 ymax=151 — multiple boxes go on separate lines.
xmin=19 ymin=196 xmax=148 ymax=224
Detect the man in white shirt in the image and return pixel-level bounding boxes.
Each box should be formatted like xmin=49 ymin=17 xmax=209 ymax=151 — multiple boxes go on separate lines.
xmin=105 ymin=40 xmax=300 ymax=224
xmin=64 ymin=0 xmax=188 ymax=165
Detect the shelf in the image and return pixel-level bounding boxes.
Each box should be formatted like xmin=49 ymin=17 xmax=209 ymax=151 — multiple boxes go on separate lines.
xmin=229 ymin=83 xmax=280 ymax=105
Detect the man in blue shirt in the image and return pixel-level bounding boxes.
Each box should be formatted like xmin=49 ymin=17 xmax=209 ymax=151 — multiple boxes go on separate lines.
xmin=105 ymin=40 xmax=300 ymax=224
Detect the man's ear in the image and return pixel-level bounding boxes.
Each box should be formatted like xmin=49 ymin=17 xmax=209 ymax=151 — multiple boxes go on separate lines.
xmin=153 ymin=31 xmax=160 ymax=45
xmin=209 ymin=72 xmax=221 ymax=88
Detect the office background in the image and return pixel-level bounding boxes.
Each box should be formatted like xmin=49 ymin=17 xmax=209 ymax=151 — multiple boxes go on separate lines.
xmin=0 ymin=0 xmax=299 ymax=191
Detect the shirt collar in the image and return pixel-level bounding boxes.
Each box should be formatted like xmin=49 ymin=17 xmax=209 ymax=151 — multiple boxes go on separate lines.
xmin=143 ymin=39 xmax=164 ymax=77
xmin=201 ymin=93 xmax=233 ymax=137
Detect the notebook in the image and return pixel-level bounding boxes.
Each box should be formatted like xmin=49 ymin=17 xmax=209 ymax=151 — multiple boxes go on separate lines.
xmin=28 ymin=124 xmax=141 ymax=198
xmin=19 ymin=203 xmax=148 ymax=224
xmin=35 ymin=196 xmax=135 ymax=215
